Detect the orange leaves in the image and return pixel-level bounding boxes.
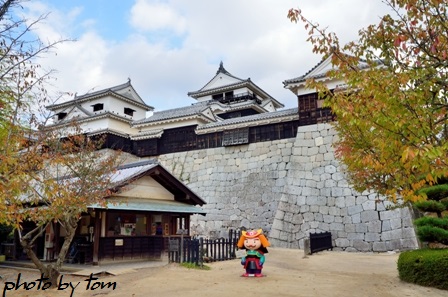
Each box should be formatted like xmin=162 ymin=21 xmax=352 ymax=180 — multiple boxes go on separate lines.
xmin=288 ymin=0 xmax=448 ymax=203
xmin=394 ymin=34 xmax=408 ymax=47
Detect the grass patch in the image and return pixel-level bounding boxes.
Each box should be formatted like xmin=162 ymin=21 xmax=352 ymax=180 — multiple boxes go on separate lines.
xmin=180 ymin=262 xmax=211 ymax=270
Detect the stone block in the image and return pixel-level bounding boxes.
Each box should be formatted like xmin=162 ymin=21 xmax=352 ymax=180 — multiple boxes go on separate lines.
xmin=335 ymin=238 xmax=350 ymax=248
xmin=318 ymin=222 xmax=330 ymax=231
xmin=400 ymin=238 xmax=418 ymax=249
xmin=334 ymin=216 xmax=343 ymax=223
xmin=365 ymin=232 xmax=381 ymax=242
xmin=386 ymin=239 xmax=402 ymax=251
xmin=310 ymin=221 xmax=319 ymax=229
xmin=367 ymin=220 xmax=382 ymax=233
xmin=325 ymin=165 xmax=337 ymax=174
xmin=327 ymin=197 xmax=336 ymax=207
xmin=345 ymin=196 xmax=356 ymax=207
xmin=271 ymin=219 xmax=283 ymax=230
xmin=328 ymin=206 xmax=341 ymax=216
xmin=320 ymin=187 xmax=332 ymax=197
xmin=292 ymin=214 xmax=304 ymax=224
xmin=390 ymin=218 xmax=402 ymax=230
xmin=361 ymin=210 xmax=379 ymax=222
xmin=348 ymin=205 xmax=363 ymax=215
xmin=345 ymin=223 xmax=356 ymax=233
xmin=402 ymin=216 xmax=414 ymax=228
xmin=335 ymin=197 xmax=346 ymax=208
xmin=352 ymin=213 xmax=361 ymax=224
xmin=314 ymin=213 xmax=324 ymax=221
xmin=402 ymin=227 xmax=416 ymax=238
xmin=380 ymin=209 xmax=401 ymax=220
xmin=301 ymin=222 xmax=310 ymax=231
xmin=323 ymin=152 xmax=334 ymax=161
xmin=355 ymin=223 xmax=368 ymax=233
xmin=372 ymin=242 xmax=388 ymax=252
xmin=318 ymin=146 xmax=328 ymax=154
xmin=353 ymin=240 xmax=372 ymax=252
xmin=337 ymin=179 xmax=349 ymax=187
xmin=381 ymin=220 xmax=391 ymax=231
xmin=332 ymin=172 xmax=345 ymax=181
xmin=331 ymin=187 xmax=345 ymax=197
xmin=300 ymin=205 xmax=310 ymax=212
xmin=323 ymin=214 xmax=335 ymax=223
xmin=310 ymin=205 xmax=319 ymax=212
xmin=284 ymin=212 xmax=293 ymax=223
xmin=345 ymin=247 xmax=358 ymax=252
xmin=330 ymin=222 xmax=345 ymax=231
xmin=315 ymin=136 xmax=324 ymax=146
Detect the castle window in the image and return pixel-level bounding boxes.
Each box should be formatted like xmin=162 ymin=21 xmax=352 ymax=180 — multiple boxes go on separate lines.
xmin=57 ymin=112 xmax=67 ymax=121
xmin=92 ymin=103 xmax=104 ymax=112
xmin=222 ymin=128 xmax=249 ymax=146
xmin=124 ymin=107 xmax=135 ymax=116
xmin=212 ymin=93 xmax=223 ymax=100
xmin=225 ymin=91 xmax=234 ymax=98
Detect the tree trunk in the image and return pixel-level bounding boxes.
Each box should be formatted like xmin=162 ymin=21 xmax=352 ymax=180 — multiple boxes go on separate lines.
xmin=20 ymin=239 xmax=60 ymax=285
xmin=20 ymin=221 xmax=78 ymax=286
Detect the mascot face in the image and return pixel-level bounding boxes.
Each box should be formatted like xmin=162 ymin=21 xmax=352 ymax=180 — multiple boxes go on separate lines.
xmin=244 ymin=237 xmax=261 ymax=251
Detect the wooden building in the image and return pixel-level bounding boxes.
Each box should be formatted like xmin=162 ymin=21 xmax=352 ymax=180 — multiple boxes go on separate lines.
xmin=41 ymin=160 xmax=206 ymax=265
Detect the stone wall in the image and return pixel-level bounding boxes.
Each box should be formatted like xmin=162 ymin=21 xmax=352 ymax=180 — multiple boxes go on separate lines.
xmin=158 ymin=123 xmax=419 ymax=252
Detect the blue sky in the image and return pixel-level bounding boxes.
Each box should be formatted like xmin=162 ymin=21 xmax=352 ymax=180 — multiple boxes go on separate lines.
xmin=19 ymin=0 xmax=391 ymax=111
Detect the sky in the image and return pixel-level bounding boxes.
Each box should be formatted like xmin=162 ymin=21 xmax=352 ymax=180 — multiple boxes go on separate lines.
xmin=18 ymin=0 xmax=392 ymax=112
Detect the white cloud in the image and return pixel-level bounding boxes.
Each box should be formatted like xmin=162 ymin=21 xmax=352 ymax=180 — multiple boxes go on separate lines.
xmin=129 ymin=0 xmax=186 ymax=35
xmin=21 ymin=0 xmax=392 ymax=111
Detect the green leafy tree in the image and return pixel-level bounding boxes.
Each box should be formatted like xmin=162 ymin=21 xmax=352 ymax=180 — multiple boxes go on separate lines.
xmin=288 ymin=0 xmax=448 ymax=202
xmin=413 ymin=180 xmax=448 ymax=246
xmin=0 ymin=1 xmax=121 ymax=284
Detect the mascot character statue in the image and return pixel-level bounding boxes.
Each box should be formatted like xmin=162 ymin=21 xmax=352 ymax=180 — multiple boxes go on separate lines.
xmin=237 ymin=229 xmax=271 ymax=277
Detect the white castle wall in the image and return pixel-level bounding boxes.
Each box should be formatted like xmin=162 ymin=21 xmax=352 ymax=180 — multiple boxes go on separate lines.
xmin=158 ymin=123 xmax=419 ymax=252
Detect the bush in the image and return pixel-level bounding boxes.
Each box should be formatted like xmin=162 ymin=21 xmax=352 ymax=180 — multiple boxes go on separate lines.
xmin=414 ymin=200 xmax=447 ymax=214
xmin=417 ymin=184 xmax=448 ymax=200
xmin=414 ymin=217 xmax=448 ymax=229
xmin=398 ymin=249 xmax=448 ymax=290
xmin=416 ymin=226 xmax=448 ymax=244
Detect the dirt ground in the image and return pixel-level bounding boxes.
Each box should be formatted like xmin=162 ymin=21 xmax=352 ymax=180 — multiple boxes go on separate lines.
xmin=1 ymin=248 xmax=446 ymax=297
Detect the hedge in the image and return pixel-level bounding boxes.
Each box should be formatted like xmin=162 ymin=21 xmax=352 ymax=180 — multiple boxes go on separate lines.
xmin=397 ymin=249 xmax=448 ymax=290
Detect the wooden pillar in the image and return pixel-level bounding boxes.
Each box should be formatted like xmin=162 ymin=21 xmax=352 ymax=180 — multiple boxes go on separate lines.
xmin=92 ymin=209 xmax=101 ymax=265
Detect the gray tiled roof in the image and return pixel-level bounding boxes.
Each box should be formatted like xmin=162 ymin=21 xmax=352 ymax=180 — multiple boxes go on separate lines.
xmin=132 ymin=102 xmax=211 ymax=125
xmin=197 ymin=107 xmax=298 ymax=130
xmin=283 ymin=54 xmax=380 ymax=85
xmin=46 ymin=80 xmax=153 ymax=110
xmin=190 ymin=62 xmax=246 ymax=95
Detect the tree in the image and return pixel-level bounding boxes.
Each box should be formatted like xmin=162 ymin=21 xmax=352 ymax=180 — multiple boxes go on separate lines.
xmin=288 ymin=0 xmax=448 ymax=202
xmin=12 ymin=130 xmax=120 ymax=284
xmin=0 ymin=1 xmax=121 ymax=284
xmin=413 ymin=180 xmax=448 ymax=246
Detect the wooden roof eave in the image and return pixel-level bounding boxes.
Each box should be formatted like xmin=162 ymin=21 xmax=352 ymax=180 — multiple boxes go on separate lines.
xmin=44 ymin=112 xmax=134 ymax=131
xmin=110 ymin=165 xmax=205 ymax=206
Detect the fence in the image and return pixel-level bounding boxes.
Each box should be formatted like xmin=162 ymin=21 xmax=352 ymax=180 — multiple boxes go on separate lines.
xmin=168 ymin=229 xmax=240 ymax=265
xmin=309 ymin=231 xmax=333 ymax=254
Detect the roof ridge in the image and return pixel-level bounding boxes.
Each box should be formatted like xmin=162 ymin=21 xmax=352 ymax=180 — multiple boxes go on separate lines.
xmin=188 ymin=62 xmax=246 ymax=97
xmin=117 ymin=159 xmax=158 ymax=170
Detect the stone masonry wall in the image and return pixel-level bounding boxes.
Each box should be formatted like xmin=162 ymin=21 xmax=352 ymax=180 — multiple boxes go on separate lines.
xmin=157 ymin=123 xmax=419 ymax=252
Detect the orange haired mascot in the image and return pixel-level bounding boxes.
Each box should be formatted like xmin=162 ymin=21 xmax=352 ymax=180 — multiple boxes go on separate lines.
xmin=237 ymin=229 xmax=271 ymax=277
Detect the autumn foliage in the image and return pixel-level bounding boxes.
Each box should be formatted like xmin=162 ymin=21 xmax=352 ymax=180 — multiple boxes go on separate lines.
xmin=0 ymin=0 xmax=120 ymax=284
xmin=288 ymin=0 xmax=448 ymax=202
